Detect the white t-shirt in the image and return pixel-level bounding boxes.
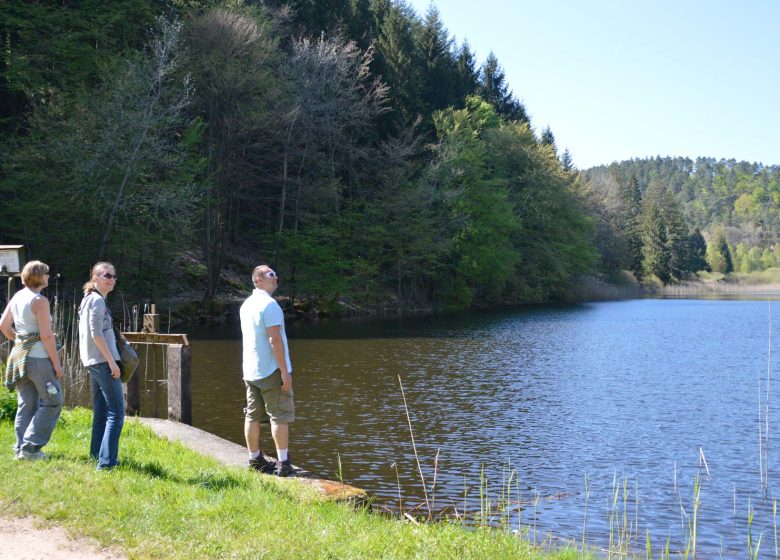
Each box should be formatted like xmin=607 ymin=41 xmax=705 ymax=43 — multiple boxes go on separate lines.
xmin=239 ymin=288 xmax=292 ymax=381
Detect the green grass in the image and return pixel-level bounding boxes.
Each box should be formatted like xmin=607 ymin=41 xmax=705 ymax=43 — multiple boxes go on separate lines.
xmin=0 ymin=409 xmax=587 ymax=560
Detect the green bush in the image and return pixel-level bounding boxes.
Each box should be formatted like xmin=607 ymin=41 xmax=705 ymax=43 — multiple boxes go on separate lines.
xmin=0 ymin=384 xmax=17 ymax=422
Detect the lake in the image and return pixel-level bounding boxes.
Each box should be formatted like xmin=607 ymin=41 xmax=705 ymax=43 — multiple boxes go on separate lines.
xmin=180 ymin=298 xmax=780 ymax=557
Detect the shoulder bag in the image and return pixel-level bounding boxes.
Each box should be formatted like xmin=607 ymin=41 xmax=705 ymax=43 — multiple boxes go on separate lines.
xmin=113 ymin=326 xmax=139 ymax=383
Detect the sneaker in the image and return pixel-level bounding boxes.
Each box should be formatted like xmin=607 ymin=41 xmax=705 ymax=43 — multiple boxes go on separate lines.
xmin=248 ymin=454 xmax=276 ymax=474
xmin=274 ymin=458 xmax=293 ymax=477
xmin=19 ymin=450 xmax=47 ymax=461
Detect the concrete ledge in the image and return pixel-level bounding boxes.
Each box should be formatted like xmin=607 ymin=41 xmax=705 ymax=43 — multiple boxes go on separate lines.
xmin=134 ymin=417 xmax=368 ymax=504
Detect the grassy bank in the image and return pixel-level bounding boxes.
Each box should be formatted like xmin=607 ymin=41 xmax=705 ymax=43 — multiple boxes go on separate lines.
xmin=0 ymin=408 xmax=586 ymax=560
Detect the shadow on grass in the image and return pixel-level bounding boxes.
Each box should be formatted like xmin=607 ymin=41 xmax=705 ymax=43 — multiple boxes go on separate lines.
xmin=115 ymin=457 xmax=242 ymax=489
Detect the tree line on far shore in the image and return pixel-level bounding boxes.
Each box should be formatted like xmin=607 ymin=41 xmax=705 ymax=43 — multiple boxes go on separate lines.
xmin=582 ymin=157 xmax=780 ymax=284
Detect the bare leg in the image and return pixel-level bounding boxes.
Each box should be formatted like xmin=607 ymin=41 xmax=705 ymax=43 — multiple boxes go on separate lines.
xmin=270 ymin=422 xmax=288 ymax=451
xmin=245 ymin=419 xmax=261 ymax=453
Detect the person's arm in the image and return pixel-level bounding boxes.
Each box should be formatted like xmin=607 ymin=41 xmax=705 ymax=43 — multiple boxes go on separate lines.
xmin=266 ymin=325 xmax=292 ymax=392
xmin=92 ymin=335 xmax=120 ymax=379
xmin=0 ymin=304 xmax=15 ymax=341
xmin=31 ymin=296 xmax=64 ymax=379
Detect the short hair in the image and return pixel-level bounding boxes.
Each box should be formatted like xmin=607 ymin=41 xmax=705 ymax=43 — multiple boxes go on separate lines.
xmin=251 ymin=264 xmax=271 ymax=284
xmin=21 ymin=260 xmax=49 ymax=289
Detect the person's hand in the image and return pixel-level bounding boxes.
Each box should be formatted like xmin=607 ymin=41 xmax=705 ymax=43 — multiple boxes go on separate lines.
xmin=109 ymin=362 xmax=121 ymax=379
xmin=280 ymin=371 xmax=292 ymax=393
xmin=53 ymin=364 xmax=64 ymax=379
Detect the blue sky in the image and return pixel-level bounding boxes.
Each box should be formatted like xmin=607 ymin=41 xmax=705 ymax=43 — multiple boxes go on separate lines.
xmin=405 ymin=0 xmax=779 ymax=169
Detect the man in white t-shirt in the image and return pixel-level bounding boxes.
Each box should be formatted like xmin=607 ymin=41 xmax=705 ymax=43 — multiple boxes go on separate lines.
xmin=239 ymin=264 xmax=295 ymax=476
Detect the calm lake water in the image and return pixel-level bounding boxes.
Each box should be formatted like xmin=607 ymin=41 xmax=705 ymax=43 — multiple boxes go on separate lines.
xmin=181 ymin=299 xmax=780 ymax=557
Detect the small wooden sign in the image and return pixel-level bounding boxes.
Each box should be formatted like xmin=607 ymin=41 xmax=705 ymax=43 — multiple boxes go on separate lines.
xmin=0 ymin=245 xmax=25 ymax=275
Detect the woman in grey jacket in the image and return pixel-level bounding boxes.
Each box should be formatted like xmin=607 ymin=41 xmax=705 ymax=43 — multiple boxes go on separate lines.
xmin=78 ymin=261 xmax=123 ymax=470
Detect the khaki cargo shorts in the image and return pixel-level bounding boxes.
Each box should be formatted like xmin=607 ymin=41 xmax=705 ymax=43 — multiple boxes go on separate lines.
xmin=245 ymin=369 xmax=295 ymax=425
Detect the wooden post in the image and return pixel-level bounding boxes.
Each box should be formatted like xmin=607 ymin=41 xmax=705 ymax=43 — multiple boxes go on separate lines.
xmin=166 ymin=343 xmax=192 ymax=425
xmin=143 ymin=303 xmax=160 ymax=333
xmin=122 ymin=332 xmax=191 ymax=424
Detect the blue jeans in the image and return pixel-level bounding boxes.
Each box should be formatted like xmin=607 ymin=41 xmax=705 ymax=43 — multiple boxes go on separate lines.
xmin=88 ymin=362 xmax=125 ymax=469
xmin=14 ymin=358 xmax=63 ymax=453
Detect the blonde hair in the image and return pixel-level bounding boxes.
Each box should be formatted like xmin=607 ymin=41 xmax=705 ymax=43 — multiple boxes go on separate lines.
xmin=82 ymin=262 xmax=115 ymax=293
xmin=21 ymin=260 xmax=49 ymax=289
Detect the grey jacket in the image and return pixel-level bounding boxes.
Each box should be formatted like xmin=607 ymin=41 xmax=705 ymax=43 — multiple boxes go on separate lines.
xmin=78 ymin=291 xmax=120 ymax=366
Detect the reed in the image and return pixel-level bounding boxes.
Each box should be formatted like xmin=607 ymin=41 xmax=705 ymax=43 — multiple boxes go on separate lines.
xmin=773 ymin=498 xmax=778 ymax=560
xmin=532 ymin=490 xmax=540 ymax=547
xmin=392 ymin=462 xmax=403 ymax=516
xmin=430 ymin=448 xmax=440 ymax=514
xmin=608 ymin=472 xmax=618 ymax=556
xmin=747 ymin=498 xmax=763 ymax=560
xmin=582 ymin=473 xmax=590 ymax=550
xmin=765 ymin=299 xmax=773 ymax=495
xmin=690 ymin=474 xmax=700 ymax=559
xmin=397 ymin=374 xmax=431 ymax=520
xmin=336 ymin=452 xmax=343 ymax=483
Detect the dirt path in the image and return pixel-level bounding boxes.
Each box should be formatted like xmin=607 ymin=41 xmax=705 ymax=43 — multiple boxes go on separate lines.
xmin=0 ymin=515 xmax=125 ymax=560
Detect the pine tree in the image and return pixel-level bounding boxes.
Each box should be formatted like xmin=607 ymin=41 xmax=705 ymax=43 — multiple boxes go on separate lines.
xmin=706 ymin=231 xmax=734 ymax=273
xmin=719 ymin=235 xmax=734 ymax=273
xmin=620 ymin=176 xmax=643 ymax=277
xmin=375 ymin=2 xmax=421 ymax=122
xmin=641 ymin=201 xmax=671 ymax=283
xmin=687 ymin=228 xmax=709 ymax=272
xmin=561 ymin=148 xmax=574 ymax=173
xmin=541 ymin=126 xmax=557 ymax=154
xmin=454 ymin=40 xmax=479 ymax=101
xmin=416 ymin=6 xmax=456 ymax=115
xmin=479 ymin=52 xmax=529 ymax=123
xmin=662 ymin=191 xmax=690 ymax=280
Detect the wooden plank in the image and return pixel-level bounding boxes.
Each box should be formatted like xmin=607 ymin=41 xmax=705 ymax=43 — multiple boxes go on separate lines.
xmin=122 ymin=332 xmax=189 ymax=346
xmin=166 ymin=344 xmax=192 ymax=425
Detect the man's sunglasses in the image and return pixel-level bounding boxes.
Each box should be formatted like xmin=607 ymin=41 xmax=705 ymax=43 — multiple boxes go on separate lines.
xmin=265 ymin=271 xmax=277 ymax=278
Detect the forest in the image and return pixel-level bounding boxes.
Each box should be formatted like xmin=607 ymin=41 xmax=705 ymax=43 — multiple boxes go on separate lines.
xmin=582 ymin=157 xmax=780 ymax=283
xmin=0 ymin=0 xmax=776 ymax=314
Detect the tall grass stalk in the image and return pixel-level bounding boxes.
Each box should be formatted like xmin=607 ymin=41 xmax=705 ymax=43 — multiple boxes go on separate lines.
xmin=336 ymin=452 xmax=343 ymax=483
xmin=532 ymin=491 xmax=540 ymax=547
xmin=430 ymin=448 xmax=440 ymax=515
xmin=748 ymin=498 xmax=763 ymax=560
xmin=690 ymin=474 xmax=700 ymax=559
xmin=760 ymin=376 xmax=766 ymax=489
xmin=397 ymin=374 xmax=431 ymax=519
xmin=582 ymin=473 xmax=590 ymax=549
xmin=622 ymin=476 xmax=629 ymax=551
xmin=644 ymin=529 xmax=652 ymax=560
xmin=663 ymin=534 xmax=671 ymax=560
xmin=634 ymin=479 xmax=639 ymax=539
xmin=698 ymin=447 xmax=710 ymax=479
xmin=609 ymin=472 xmax=618 ymax=557
xmin=765 ymin=299 xmax=772 ymax=495
xmin=499 ymin=462 xmax=516 ymax=530
xmin=773 ymin=498 xmax=778 ymax=560
xmin=516 ymin=472 xmax=522 ymax=538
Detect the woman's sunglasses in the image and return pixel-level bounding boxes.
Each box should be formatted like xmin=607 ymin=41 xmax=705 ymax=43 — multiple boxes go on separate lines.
xmin=100 ymin=273 xmax=118 ymax=280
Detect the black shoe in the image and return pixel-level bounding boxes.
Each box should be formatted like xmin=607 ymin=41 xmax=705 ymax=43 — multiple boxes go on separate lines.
xmin=248 ymin=454 xmax=276 ymax=474
xmin=275 ymin=458 xmax=293 ymax=477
